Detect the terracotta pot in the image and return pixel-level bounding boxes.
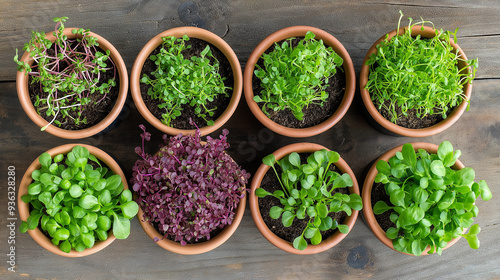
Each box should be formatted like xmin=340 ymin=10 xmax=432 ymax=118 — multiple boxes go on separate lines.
xmin=361 ymin=142 xmax=464 ymax=255
xmin=136 ymin=143 xmax=246 ymax=255
xmin=359 ymin=26 xmax=473 ymax=137
xmin=137 ymin=192 xmax=245 ymax=255
xmin=130 ymin=26 xmax=242 ymax=136
xmin=243 ymin=26 xmax=355 ymax=138
xmin=16 ymin=28 xmax=129 ymax=139
xmin=249 ymin=143 xmax=360 ymax=254
xmin=18 ymin=144 xmax=129 ymax=257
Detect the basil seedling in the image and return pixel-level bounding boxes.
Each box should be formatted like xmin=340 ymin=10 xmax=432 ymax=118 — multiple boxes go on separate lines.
xmin=256 ymin=149 xmax=362 ymax=250
xmin=373 ymin=141 xmax=491 ymax=256
xmin=20 ymin=146 xmax=138 ymax=253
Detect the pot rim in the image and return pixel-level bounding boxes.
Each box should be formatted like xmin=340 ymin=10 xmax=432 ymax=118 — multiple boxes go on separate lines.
xmin=16 ymin=28 xmax=129 ymax=139
xmin=137 ymin=191 xmax=246 ymax=255
xmin=18 ymin=143 xmax=129 ymax=257
xmin=361 ymin=142 xmax=465 ymax=256
xmin=249 ymin=142 xmax=360 ymax=254
xmin=130 ymin=26 xmax=242 ymax=136
xmin=243 ymin=26 xmax=356 ymax=138
xmin=359 ymin=26 xmax=472 ymax=137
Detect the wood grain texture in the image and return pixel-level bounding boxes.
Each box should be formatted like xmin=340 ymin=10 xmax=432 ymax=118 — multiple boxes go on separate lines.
xmin=1 ymin=1 xmax=500 ymax=279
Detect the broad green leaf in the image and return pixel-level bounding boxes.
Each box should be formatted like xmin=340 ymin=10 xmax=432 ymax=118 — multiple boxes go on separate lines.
xmin=337 ymin=224 xmax=349 ymax=234
xmin=79 ymin=194 xmax=98 ymax=209
xmin=288 ymin=152 xmax=301 ymax=167
xmin=402 ymin=143 xmax=416 ymax=168
xmin=376 ymin=160 xmax=391 ymax=175
xmin=399 ymin=206 xmax=425 ymax=227
xmin=478 ymin=180 xmax=492 ymax=201
xmin=293 ymin=236 xmax=307 ymax=250
xmin=121 ymin=201 xmax=139 ymax=219
xmin=53 ymin=228 xmax=70 ymax=240
xmin=112 ymin=213 xmax=131 ymax=239
xmin=39 ymin=152 xmax=52 ymax=168
xmin=262 ymin=154 xmax=275 ymax=166
xmin=326 ymin=150 xmax=339 ymax=164
xmin=411 ymin=239 xmax=428 ymax=256
xmin=386 ymin=227 xmax=399 ymax=239
xmin=430 ymin=160 xmax=446 ymax=177
xmin=316 ymin=203 xmax=328 ymax=218
xmin=255 ymin=188 xmax=271 ymax=197
xmin=311 ymin=229 xmax=322 ymax=245
xmin=373 ymin=201 xmax=393 ymax=215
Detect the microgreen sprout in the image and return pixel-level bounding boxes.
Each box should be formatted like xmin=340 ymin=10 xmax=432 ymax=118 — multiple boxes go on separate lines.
xmin=253 ymin=31 xmax=343 ymax=121
xmin=140 ymin=35 xmax=231 ymax=127
xmin=14 ymin=17 xmax=116 ymax=130
xmin=131 ymin=123 xmax=249 ymax=245
xmin=256 ymin=149 xmax=362 ymax=250
xmin=365 ymin=11 xmax=478 ymax=123
xmin=19 ymin=146 xmax=138 ymax=253
xmin=373 ymin=141 xmax=492 ymax=256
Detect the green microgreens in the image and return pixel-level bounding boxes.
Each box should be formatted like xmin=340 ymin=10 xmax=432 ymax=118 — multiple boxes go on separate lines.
xmin=365 ymin=11 xmax=478 ymax=123
xmin=19 ymin=146 xmax=139 ymax=253
xmin=14 ymin=17 xmax=116 ymax=130
xmin=256 ymin=149 xmax=362 ymax=250
xmin=253 ymin=31 xmax=344 ymax=121
xmin=140 ymin=35 xmax=231 ymax=127
xmin=373 ymin=141 xmax=492 ymax=256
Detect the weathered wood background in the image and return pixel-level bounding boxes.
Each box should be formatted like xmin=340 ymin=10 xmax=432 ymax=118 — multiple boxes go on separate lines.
xmin=1 ymin=1 xmax=499 ymax=279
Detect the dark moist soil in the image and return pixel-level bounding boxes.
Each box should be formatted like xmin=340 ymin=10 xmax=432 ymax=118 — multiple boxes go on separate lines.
xmin=370 ymin=182 xmax=396 ymax=232
xmin=140 ymin=38 xmax=233 ymax=130
xmin=252 ymin=37 xmax=346 ymax=129
xmin=29 ymin=41 xmax=120 ymax=130
xmin=258 ymin=153 xmax=348 ymax=245
xmin=151 ymin=219 xmax=224 ymax=245
xmin=374 ymin=100 xmax=452 ymax=129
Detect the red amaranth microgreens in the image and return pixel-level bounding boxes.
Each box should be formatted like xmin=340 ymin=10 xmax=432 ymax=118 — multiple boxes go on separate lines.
xmin=131 ymin=124 xmax=250 ymax=245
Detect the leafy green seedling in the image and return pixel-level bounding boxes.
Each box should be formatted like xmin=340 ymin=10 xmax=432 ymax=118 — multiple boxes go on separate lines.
xmin=365 ymin=11 xmax=478 ymax=123
xmin=140 ymin=35 xmax=231 ymax=126
xmin=253 ymin=31 xmax=344 ymax=121
xmin=256 ymin=149 xmax=362 ymax=250
xmin=14 ymin=17 xmax=116 ymax=130
xmin=373 ymin=141 xmax=491 ymax=256
xmin=20 ymin=146 xmax=139 ymax=253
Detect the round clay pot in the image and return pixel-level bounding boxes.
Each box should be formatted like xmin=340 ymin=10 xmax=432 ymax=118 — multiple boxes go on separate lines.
xmin=249 ymin=143 xmax=360 ymax=254
xmin=18 ymin=144 xmax=129 ymax=257
xmin=361 ymin=142 xmax=464 ymax=255
xmin=137 ymin=191 xmax=246 ymax=255
xmin=359 ymin=26 xmax=473 ymax=137
xmin=16 ymin=28 xmax=129 ymax=139
xmin=243 ymin=26 xmax=356 ymax=138
xmin=130 ymin=26 xmax=242 ymax=136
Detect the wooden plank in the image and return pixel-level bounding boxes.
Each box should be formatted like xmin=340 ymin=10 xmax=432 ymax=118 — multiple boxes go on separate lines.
xmin=1 ymin=0 xmax=500 ymax=81
xmin=1 ymin=0 xmax=500 ymax=279
xmin=1 ymin=78 xmax=500 ymax=279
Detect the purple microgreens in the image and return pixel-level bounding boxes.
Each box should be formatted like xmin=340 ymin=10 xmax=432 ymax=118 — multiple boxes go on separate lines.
xmin=131 ymin=125 xmax=250 ymax=245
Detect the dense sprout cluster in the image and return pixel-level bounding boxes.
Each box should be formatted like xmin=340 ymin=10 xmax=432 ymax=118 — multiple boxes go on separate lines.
xmin=131 ymin=125 xmax=249 ymax=245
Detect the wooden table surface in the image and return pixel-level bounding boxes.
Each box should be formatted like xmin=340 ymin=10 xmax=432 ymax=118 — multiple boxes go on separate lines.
xmin=1 ymin=1 xmax=499 ymax=279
